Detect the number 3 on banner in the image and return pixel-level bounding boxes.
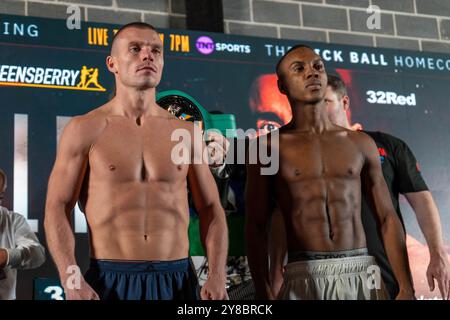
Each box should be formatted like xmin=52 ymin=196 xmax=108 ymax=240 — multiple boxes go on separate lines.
xmin=44 ymin=286 xmax=65 ymax=300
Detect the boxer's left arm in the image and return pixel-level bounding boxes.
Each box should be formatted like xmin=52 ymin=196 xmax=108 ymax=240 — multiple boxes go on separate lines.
xmin=188 ymin=126 xmax=228 ymax=300
xmin=245 ymin=137 xmax=274 ymax=300
xmin=358 ymin=132 xmax=415 ymax=300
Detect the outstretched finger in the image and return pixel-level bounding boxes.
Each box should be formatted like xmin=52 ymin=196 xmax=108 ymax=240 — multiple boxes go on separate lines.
xmin=427 ymin=271 xmax=435 ymax=292
xmin=446 ymin=280 xmax=450 ymax=300
xmin=437 ymin=276 xmax=446 ymax=299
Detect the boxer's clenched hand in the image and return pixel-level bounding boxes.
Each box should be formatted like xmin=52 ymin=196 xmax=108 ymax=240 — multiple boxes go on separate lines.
xmin=63 ymin=277 xmax=100 ymax=300
xmin=205 ymin=130 xmax=230 ymax=168
xmin=200 ymin=274 xmax=229 ymax=300
xmin=395 ymin=288 xmax=416 ymax=300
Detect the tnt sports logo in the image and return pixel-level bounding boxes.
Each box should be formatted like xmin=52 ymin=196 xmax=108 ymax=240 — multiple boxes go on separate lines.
xmin=196 ymin=36 xmax=214 ymax=55
xmin=195 ymin=36 xmax=251 ymax=55
xmin=378 ymin=147 xmax=387 ymax=164
xmin=0 ymin=64 xmax=106 ymax=92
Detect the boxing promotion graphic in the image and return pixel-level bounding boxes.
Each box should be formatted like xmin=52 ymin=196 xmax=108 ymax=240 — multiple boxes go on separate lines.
xmin=0 ymin=14 xmax=448 ymax=299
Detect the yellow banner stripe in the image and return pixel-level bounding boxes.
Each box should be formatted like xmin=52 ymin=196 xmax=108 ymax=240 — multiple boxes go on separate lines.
xmin=0 ymin=81 xmax=106 ymax=92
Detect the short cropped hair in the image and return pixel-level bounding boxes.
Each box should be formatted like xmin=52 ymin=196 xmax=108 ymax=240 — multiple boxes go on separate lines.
xmin=110 ymin=22 xmax=157 ymax=54
xmin=275 ymin=44 xmax=315 ymax=78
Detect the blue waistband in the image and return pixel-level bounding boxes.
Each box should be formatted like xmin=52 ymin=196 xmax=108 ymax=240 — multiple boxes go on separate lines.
xmin=89 ymin=258 xmax=190 ymax=273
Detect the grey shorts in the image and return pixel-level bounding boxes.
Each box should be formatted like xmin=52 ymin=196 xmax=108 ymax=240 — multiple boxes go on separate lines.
xmin=279 ymin=248 xmax=388 ymax=300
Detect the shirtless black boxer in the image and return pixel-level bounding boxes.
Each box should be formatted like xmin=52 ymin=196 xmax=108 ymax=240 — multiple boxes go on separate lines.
xmin=245 ymin=45 xmax=414 ymax=300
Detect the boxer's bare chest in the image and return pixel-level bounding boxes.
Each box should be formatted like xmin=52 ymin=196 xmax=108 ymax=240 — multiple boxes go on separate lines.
xmin=88 ymin=116 xmax=189 ymax=183
xmin=277 ymin=131 xmax=364 ymax=185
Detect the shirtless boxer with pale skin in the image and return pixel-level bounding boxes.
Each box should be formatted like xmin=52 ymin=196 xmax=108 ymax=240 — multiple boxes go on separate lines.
xmin=245 ymin=45 xmax=415 ymax=300
xmin=44 ymin=22 xmax=228 ymax=300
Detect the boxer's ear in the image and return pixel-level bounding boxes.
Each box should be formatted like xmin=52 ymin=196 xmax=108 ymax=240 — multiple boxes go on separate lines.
xmin=106 ymin=56 xmax=117 ymax=74
xmin=277 ymin=79 xmax=286 ymax=95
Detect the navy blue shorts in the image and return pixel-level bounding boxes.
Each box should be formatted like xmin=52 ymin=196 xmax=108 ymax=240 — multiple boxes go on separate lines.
xmin=85 ymin=258 xmax=200 ymax=300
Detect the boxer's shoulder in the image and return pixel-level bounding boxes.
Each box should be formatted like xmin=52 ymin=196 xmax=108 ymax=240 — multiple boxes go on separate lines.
xmin=344 ymin=128 xmax=371 ymax=145
xmin=166 ymin=116 xmax=200 ymax=134
xmin=346 ymin=130 xmax=381 ymax=161
xmin=61 ymin=108 xmax=109 ymax=152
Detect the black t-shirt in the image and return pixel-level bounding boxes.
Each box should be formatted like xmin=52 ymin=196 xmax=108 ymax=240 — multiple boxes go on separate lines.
xmin=361 ymin=131 xmax=428 ymax=299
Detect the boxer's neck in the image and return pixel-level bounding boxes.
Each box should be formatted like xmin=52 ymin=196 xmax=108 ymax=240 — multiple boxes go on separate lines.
xmin=114 ymin=86 xmax=159 ymax=118
xmin=290 ymin=100 xmax=333 ymax=134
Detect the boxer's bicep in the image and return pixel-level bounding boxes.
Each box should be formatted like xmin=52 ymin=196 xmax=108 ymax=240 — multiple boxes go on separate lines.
xmin=188 ymin=163 xmax=221 ymax=211
xmin=187 ymin=129 xmax=222 ymax=214
xmin=46 ymin=117 xmax=90 ymax=216
xmin=361 ymin=135 xmax=396 ymax=224
xmin=245 ymin=135 xmax=272 ymax=227
xmin=245 ymin=162 xmax=270 ymax=228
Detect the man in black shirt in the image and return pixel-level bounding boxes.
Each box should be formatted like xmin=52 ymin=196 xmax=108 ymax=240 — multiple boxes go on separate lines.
xmin=324 ymin=74 xmax=450 ymax=299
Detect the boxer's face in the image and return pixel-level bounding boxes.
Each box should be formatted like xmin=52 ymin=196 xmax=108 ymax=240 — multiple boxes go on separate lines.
xmin=108 ymin=27 xmax=164 ymax=90
xmin=277 ymin=47 xmax=327 ymax=104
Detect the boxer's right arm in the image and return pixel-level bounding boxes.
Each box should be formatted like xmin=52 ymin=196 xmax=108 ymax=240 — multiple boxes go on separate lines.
xmin=44 ymin=116 xmax=99 ymax=299
xmin=245 ymin=139 xmax=274 ymax=299
xmin=268 ymin=208 xmax=287 ymax=298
